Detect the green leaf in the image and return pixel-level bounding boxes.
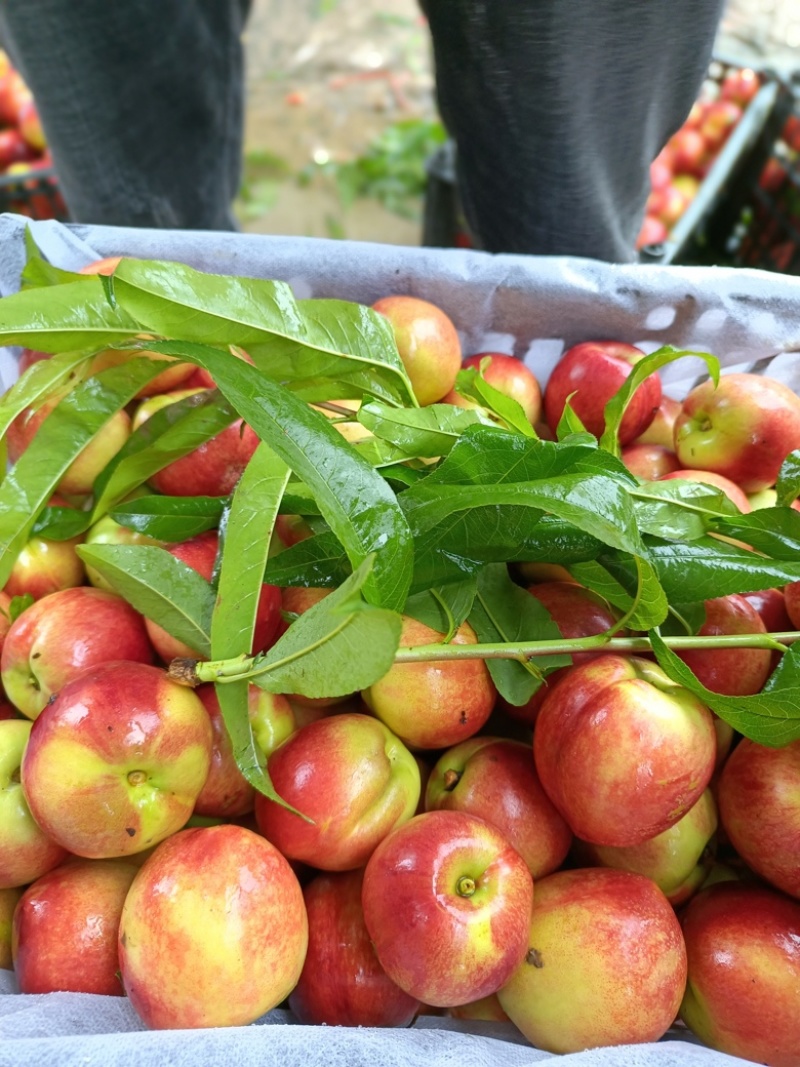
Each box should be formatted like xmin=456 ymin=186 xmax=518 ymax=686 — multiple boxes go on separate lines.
xmin=211 ymin=444 xmax=291 ymax=806
xmin=615 ymin=555 xmax=669 ymax=631
xmin=76 ymin=544 xmax=214 ymax=658
xmin=403 ymin=576 xmax=477 ymax=640
xmin=264 ymin=530 xmax=349 ymax=589
xmin=556 ymin=397 xmax=589 ymax=441
xmin=139 ymin=340 xmax=414 ymax=613
xmin=637 ymin=536 xmax=800 ymax=600
xmin=600 ymin=347 xmax=720 ymax=456
xmin=250 ymin=298 xmax=416 ymax=407
xmin=569 ymin=560 xmax=636 ymax=613
xmin=110 ymin=495 xmax=226 ymax=542
xmin=212 ymin=444 xmax=289 ymax=661
xmin=358 ymin=400 xmax=495 ymax=458
xmin=659 ymin=601 xmax=709 ymax=637
xmin=349 ymin=436 xmax=415 ymax=469
xmin=0 ymin=277 xmax=141 ymax=351
xmin=401 ymin=428 xmax=642 ymax=574
xmin=650 ymin=630 xmax=800 ymax=747
xmin=570 ymin=555 xmax=668 ymax=632
xmin=19 ymin=231 xmax=78 ymax=288
xmin=0 ymin=351 xmax=93 ymax=440
xmin=631 ymin=479 xmax=739 ymax=541
xmin=380 ymin=462 xmax=428 ymax=489
xmin=109 ymin=258 xmax=416 ymax=407
xmin=453 ymin=365 xmax=536 ymax=438
xmin=510 ymin=514 xmax=606 ymax=564
xmin=709 ymin=506 xmax=800 ymax=559
xmin=468 ymin=564 xmax=569 ymax=705
xmin=30 ymin=504 xmax=90 ymax=541
xmin=248 ymin=556 xmax=402 ymax=698
xmin=90 ymin=389 xmax=237 ymax=520
xmin=0 ymin=358 xmax=166 ymax=589
xmin=776 ymin=450 xmax=800 ymax=506
xmin=8 ymin=594 xmax=34 ymax=622
xmin=422 ymin=425 xmax=629 ymax=487
xmin=403 ymin=473 xmax=642 ymax=556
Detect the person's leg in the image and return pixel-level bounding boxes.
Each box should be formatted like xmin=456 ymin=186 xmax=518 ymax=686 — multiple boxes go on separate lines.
xmin=422 ymin=0 xmax=726 ymax=261
xmin=0 ymin=0 xmax=251 ymax=230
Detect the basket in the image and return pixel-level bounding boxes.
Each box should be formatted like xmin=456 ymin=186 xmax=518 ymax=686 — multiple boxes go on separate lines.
xmin=0 ymin=165 xmax=68 ymax=222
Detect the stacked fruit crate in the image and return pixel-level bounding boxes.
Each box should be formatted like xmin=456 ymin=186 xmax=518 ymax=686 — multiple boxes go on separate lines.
xmin=0 ymin=49 xmax=67 ymax=221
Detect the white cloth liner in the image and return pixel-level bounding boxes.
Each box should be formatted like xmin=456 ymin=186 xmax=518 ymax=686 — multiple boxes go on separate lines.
xmin=1 ymin=212 xmax=794 ymax=1066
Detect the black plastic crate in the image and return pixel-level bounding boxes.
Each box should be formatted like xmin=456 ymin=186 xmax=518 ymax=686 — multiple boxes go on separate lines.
xmin=422 ymin=57 xmax=786 ymax=260
xmin=637 ymin=56 xmax=788 ymax=266
xmin=679 ymin=73 xmax=800 ymax=274
xmin=0 ymin=165 xmax=68 ymax=221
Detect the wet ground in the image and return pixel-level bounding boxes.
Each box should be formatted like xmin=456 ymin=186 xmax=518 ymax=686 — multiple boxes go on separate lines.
xmin=238 ymin=0 xmax=800 ymax=245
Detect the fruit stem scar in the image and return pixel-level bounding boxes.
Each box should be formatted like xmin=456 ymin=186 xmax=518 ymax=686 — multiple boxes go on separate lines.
xmin=127 ymin=770 xmax=147 ymax=786
xmin=443 ymin=769 xmax=461 ymax=790
xmin=526 ymin=948 xmax=544 ymax=968
xmin=456 ymin=875 xmax=476 ymax=897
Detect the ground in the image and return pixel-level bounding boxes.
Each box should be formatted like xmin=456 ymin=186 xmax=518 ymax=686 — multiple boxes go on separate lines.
xmin=238 ymin=0 xmax=800 ymax=245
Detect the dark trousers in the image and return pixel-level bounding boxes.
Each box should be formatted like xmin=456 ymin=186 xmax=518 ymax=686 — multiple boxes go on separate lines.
xmin=0 ymin=0 xmax=725 ymax=260
xmin=0 ymin=0 xmax=252 ymax=231
xmin=423 ymin=0 xmax=726 ymax=260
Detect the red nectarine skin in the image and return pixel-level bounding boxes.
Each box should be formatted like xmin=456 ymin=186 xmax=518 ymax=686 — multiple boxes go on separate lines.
xmin=621 ymin=443 xmax=681 ymax=480
xmin=7 ymin=395 xmax=132 ymax=497
xmin=680 ymin=883 xmax=800 ymax=1065
xmin=0 ymin=887 xmax=21 ymax=969
xmin=4 ymin=532 xmax=86 ymax=601
xmin=149 ymin=420 xmax=260 ymax=498
xmin=361 ymin=810 xmax=534 ymax=1007
xmin=193 ymin=685 xmax=256 ymax=819
xmin=497 ymin=867 xmax=687 ymax=1054
xmin=785 ymin=581 xmax=800 ymax=629
xmin=526 ymin=580 xmax=620 ymax=665
xmin=363 ymin=616 xmax=496 ymax=750
xmin=497 ymin=664 xmax=570 ymax=727
xmin=89 ymin=348 xmax=196 ymax=398
xmin=742 ymin=587 xmax=794 ymax=633
xmin=574 ymin=788 xmax=718 ymax=906
xmin=543 ymin=342 xmax=661 ymax=444
xmin=12 ymin=858 xmax=137 ymax=995
xmin=78 ymin=256 xmax=123 ymax=276
xmin=20 ymin=661 xmax=212 ymax=858
xmin=676 ymin=594 xmax=772 ymax=697
xmin=289 ymin=868 xmax=420 ymax=1027
xmin=634 ymin=395 xmax=681 ymax=448
xmin=372 ymin=295 xmax=462 ymax=406
xmin=533 ymin=654 xmax=716 ymax=846
xmin=425 ymin=737 xmax=572 ymax=878
xmin=0 ymin=719 xmax=69 ymax=889
xmin=193 ymin=684 xmax=294 ymax=819
xmin=255 ymin=713 xmax=420 ymax=870
xmin=674 ymin=373 xmax=800 ymax=493
xmin=461 ymin=352 xmax=543 ymax=425
xmin=1 ymin=586 xmax=155 ymax=720
xmin=717 ymin=738 xmax=800 ymax=899
xmin=118 ymin=825 xmax=308 ymax=1029
xmin=145 ymin=532 xmax=280 ymax=662
xmin=657 ymin=467 xmax=751 ymax=513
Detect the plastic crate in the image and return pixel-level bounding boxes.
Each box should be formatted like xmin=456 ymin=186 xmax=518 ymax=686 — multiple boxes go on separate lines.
xmin=422 ymin=57 xmax=785 ymax=259
xmin=643 ymin=70 xmax=799 ymax=271
xmin=0 ymin=165 xmax=68 ymax=222
xmin=683 ymin=73 xmax=800 ymax=273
